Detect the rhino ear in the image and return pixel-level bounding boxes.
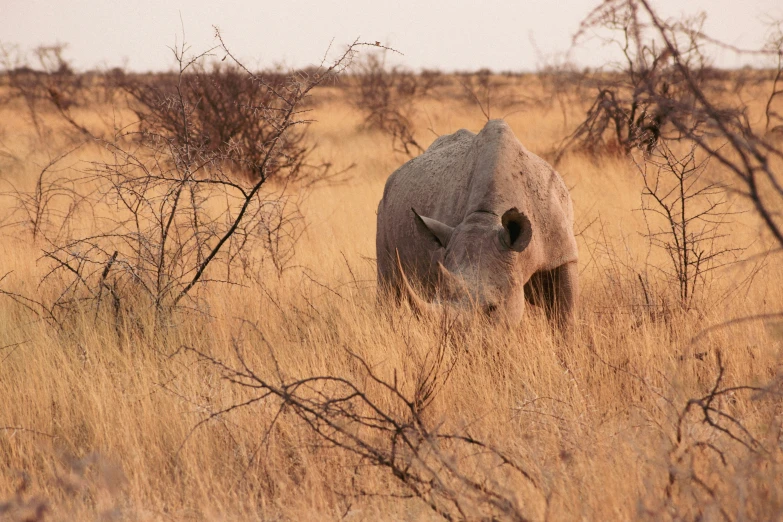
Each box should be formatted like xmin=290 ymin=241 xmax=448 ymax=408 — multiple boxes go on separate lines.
xmin=412 ymin=208 xmax=454 ymax=248
xmin=500 ymin=208 xmax=532 ymax=252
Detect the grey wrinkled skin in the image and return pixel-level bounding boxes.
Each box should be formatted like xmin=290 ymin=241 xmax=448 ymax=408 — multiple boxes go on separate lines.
xmin=376 ymin=119 xmax=578 ymax=328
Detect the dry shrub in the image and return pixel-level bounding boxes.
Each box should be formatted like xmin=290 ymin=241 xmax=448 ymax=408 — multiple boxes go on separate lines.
xmin=762 ymin=20 xmax=783 ymax=136
xmin=455 ymin=69 xmax=538 ymax=123
xmin=557 ymin=6 xmax=738 ymax=159
xmin=604 ymin=0 xmax=783 ymax=249
xmin=350 ymin=52 xmax=438 ymax=156
xmin=0 ymin=43 xmax=88 ymax=138
xmin=0 ymin=143 xmax=87 ymax=242
xmin=535 ymin=62 xmax=591 ymax=129
xmin=635 ymin=142 xmax=745 ymax=309
xmin=119 ymin=62 xmax=326 ymax=183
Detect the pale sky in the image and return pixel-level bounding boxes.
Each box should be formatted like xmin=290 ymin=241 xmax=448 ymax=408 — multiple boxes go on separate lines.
xmin=2 ymin=0 xmax=782 ymax=72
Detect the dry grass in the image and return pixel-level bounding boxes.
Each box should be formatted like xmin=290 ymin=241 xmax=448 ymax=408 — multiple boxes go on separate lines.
xmin=1 ymin=76 xmax=782 ymax=521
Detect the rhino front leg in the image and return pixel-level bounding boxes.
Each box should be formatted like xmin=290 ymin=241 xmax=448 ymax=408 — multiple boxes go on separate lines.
xmin=524 ymin=261 xmax=578 ymax=329
xmin=552 ymin=261 xmax=578 ymax=329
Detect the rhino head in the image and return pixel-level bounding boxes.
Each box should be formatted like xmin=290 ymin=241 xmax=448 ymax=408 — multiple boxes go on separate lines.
xmin=398 ymin=206 xmax=576 ymax=328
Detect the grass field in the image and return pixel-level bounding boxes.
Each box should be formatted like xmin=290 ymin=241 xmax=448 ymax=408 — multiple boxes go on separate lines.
xmin=0 ymin=72 xmax=782 ymax=521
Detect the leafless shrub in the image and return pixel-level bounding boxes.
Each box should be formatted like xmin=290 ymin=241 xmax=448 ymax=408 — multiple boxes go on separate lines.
xmin=571 ymin=2 xmax=783 ymax=516
xmin=635 ymin=141 xmax=744 ymax=309
xmin=535 ymin=60 xmax=590 ymax=129
xmin=351 ymin=52 xmax=434 ymax=157
xmin=0 ymin=42 xmax=91 ymax=138
xmin=764 ymin=20 xmax=783 ymax=134
xmin=578 ymin=214 xmax=678 ymax=326
xmin=119 ymin=60 xmax=339 ymax=183
xmin=579 ymin=314 xmax=783 ymax=519
xmin=643 ymin=352 xmax=783 ymax=520
xmin=558 ymin=6 xmax=732 ymax=160
xmin=456 ymin=69 xmax=536 ymax=123
xmin=567 ymin=1 xmax=781 ymax=324
xmin=0 ymin=143 xmax=87 ymax=241
xmin=183 ymin=318 xmax=543 ymax=521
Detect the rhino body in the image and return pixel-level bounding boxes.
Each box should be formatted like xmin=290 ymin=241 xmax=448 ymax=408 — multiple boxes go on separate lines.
xmin=376 ymin=119 xmax=578 ymax=326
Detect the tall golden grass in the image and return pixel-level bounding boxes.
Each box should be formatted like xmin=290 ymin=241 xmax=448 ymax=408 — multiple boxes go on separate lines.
xmin=0 ymin=76 xmax=782 ymax=521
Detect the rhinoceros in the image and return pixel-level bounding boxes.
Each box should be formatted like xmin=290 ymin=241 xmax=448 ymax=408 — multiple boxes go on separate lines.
xmin=376 ymin=119 xmax=578 ymax=327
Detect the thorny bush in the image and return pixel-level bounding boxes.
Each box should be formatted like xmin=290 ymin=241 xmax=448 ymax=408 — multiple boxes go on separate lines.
xmin=351 ymin=52 xmax=439 ymax=157
xmin=557 ymin=5 xmax=739 ymax=159
xmin=120 ymin=61 xmax=340 ymax=183
xmin=635 ymin=141 xmax=744 ymax=310
xmin=0 ymin=43 xmax=89 ymax=138
xmin=1 ymin=32 xmax=369 ymax=329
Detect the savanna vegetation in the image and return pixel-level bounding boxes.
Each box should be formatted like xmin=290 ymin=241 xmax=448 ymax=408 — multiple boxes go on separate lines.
xmin=1 ymin=2 xmax=783 ymax=520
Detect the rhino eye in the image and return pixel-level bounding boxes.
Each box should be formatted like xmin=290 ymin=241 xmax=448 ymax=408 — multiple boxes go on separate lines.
xmin=485 ymin=303 xmax=498 ymax=315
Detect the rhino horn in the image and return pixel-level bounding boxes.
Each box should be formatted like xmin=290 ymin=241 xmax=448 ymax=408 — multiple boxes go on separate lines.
xmin=396 ymin=249 xmax=442 ymax=316
xmin=437 ymin=263 xmax=470 ymax=300
xmin=412 ymin=208 xmax=454 ymax=248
